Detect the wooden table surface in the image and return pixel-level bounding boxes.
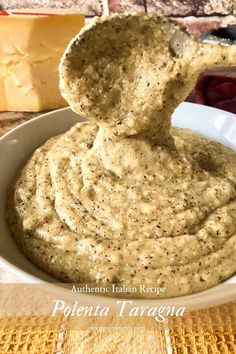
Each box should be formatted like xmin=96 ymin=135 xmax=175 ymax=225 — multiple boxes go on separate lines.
xmin=0 ymin=111 xmax=41 ymax=137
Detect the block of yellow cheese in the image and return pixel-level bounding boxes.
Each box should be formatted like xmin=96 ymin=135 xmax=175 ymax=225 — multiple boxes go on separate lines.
xmin=0 ymin=9 xmax=84 ymax=111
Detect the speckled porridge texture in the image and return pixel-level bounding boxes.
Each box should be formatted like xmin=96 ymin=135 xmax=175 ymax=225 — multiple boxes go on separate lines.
xmin=7 ymin=14 xmax=236 ymax=298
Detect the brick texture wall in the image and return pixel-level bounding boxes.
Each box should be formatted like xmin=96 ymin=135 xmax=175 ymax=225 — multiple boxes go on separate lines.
xmin=0 ymin=1 xmax=104 ymax=16
xmin=146 ymin=0 xmax=232 ymax=16
xmin=1 ymin=0 xmax=236 ymax=37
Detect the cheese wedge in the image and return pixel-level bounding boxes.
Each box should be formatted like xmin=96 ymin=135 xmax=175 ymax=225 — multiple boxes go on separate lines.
xmin=0 ymin=10 xmax=85 ymax=111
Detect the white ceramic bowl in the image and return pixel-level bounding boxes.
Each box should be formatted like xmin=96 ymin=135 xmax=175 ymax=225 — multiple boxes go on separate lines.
xmin=0 ymin=102 xmax=235 ymax=310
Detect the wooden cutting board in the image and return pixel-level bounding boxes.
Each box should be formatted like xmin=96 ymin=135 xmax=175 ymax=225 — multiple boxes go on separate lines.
xmin=0 ymin=111 xmax=43 ymax=137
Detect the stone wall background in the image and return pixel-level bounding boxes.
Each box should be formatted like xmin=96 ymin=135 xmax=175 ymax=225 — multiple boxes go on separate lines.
xmin=1 ymin=1 xmax=236 ymax=39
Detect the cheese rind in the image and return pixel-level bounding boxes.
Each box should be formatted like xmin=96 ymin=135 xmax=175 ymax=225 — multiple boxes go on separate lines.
xmin=0 ymin=12 xmax=85 ymax=111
